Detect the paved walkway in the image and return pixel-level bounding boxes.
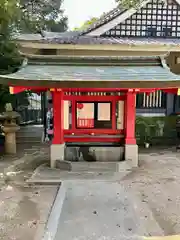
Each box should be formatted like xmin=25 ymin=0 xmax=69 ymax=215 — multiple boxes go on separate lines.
xmin=39 ymin=147 xmax=180 ymax=240
xmin=53 ymin=181 xmax=162 ymax=240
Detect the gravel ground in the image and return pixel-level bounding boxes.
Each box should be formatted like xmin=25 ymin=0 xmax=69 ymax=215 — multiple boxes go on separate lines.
xmin=121 ymin=147 xmax=180 ymax=236
xmin=0 ymin=183 xmax=57 ymax=240
xmin=0 ymin=141 xmax=57 ymax=240
xmin=1 ymin=143 xmax=180 ymax=239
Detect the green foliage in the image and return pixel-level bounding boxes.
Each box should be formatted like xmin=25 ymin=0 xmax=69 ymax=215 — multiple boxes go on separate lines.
xmin=12 ymin=91 xmax=30 ymax=108
xmin=115 ymin=0 xmax=143 ymax=8
xmin=0 ymin=0 xmax=68 ymax=112
xmin=45 ymin=17 xmax=68 ymax=33
xmin=136 ymin=116 xmax=177 ymax=145
xmin=0 ymin=39 xmax=23 ymax=74
xmin=74 ymin=17 xmax=98 ymax=31
xmin=0 ymin=0 xmax=24 ymax=111
xmin=0 ymin=0 xmax=20 ymax=36
xmin=0 ymin=0 xmax=68 ymax=34
xmin=136 ymin=117 xmax=152 ymax=142
xmin=19 ymin=0 xmax=68 ymax=33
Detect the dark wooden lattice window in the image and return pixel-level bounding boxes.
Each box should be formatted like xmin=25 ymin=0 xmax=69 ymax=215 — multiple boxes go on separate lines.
xmin=146 ymin=27 xmax=157 ymax=37
xmin=136 ymin=93 xmax=144 ymax=108
xmin=136 ymin=91 xmax=167 ymax=108
xmin=162 ymin=27 xmax=172 ymax=37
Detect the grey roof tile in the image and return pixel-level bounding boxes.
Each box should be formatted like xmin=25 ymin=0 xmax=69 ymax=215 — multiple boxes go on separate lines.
xmin=16 ymin=31 xmax=180 ymax=45
xmin=15 ymin=31 xmax=80 ymax=41
xmin=39 ymin=36 xmax=180 ymax=45
xmin=1 ymin=65 xmax=180 ymax=81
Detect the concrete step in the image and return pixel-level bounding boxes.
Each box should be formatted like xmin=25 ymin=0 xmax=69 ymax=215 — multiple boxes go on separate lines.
xmin=16 ymin=142 xmax=43 ymax=149
xmin=16 ymin=136 xmax=42 ymax=142
xmin=16 ymin=134 xmax=42 ymax=137
xmin=16 ymin=140 xmax=41 ymax=144
xmin=16 ymin=125 xmax=43 ymax=144
xmin=27 ymin=163 xmax=132 ymax=184
xmin=17 ymin=131 xmax=43 ymax=135
xmin=70 ymin=161 xmax=130 ymax=172
xmin=17 ymin=125 xmax=43 ymax=135
xmin=16 ymin=135 xmax=42 ymax=138
xmin=27 ymin=171 xmax=130 ymax=184
xmin=17 ymin=130 xmax=42 ymax=133
xmin=16 ymin=130 xmax=42 ymax=140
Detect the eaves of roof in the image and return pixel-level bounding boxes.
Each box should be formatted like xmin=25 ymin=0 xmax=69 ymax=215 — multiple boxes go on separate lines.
xmin=1 ymin=63 xmax=180 ymax=89
xmin=36 ymin=36 xmax=180 ymax=45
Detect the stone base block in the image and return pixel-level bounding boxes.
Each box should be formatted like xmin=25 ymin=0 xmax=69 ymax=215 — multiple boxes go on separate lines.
xmin=50 ymin=144 xmax=65 ymax=168
xmin=56 ymin=160 xmax=72 ymax=171
xmin=89 ymin=146 xmax=124 ymax=162
xmin=5 ymin=132 xmax=16 ymax=154
xmin=125 ymin=144 xmax=138 ymax=167
xmin=65 ymin=147 xmax=81 ymax=162
xmin=64 ymin=146 xmax=124 ymax=162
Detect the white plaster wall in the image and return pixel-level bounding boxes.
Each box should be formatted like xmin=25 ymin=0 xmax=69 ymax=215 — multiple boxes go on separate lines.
xmin=98 ymin=103 xmax=110 ymax=120
xmin=77 ymin=103 xmax=94 ymax=119
xmin=64 ymin=100 xmax=69 ymax=129
xmin=117 ymin=101 xmax=124 ymax=130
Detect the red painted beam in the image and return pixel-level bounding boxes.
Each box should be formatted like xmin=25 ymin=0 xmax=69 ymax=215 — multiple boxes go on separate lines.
xmin=9 ymin=86 xmax=48 ymax=94
xmin=163 ymin=88 xmax=178 ymax=94
xmin=63 ymin=95 xmax=124 ymax=101
xmin=64 ymin=137 xmax=122 ymax=143
xmin=64 ymin=88 xmax=177 ymax=93
xmin=9 ymin=86 xmax=180 ymax=94
xmin=64 ymin=129 xmax=124 ymax=135
xmin=9 ymin=87 xmax=28 ymax=94
xmin=63 ymin=88 xmax=126 ymax=92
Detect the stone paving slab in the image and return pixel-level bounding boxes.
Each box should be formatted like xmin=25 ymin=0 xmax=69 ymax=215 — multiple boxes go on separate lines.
xmin=70 ymin=161 xmax=131 ymax=172
xmin=27 ymin=163 xmax=131 ymax=184
xmin=143 ymin=236 xmax=180 ymax=240
xmin=54 ymin=181 xmax=163 ymax=240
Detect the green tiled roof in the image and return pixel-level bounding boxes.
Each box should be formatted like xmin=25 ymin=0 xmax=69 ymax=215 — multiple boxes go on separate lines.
xmin=1 ymin=64 xmax=180 ymax=88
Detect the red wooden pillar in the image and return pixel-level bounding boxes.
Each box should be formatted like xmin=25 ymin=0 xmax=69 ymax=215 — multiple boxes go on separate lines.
xmin=52 ymin=89 xmax=64 ymax=144
xmin=124 ymin=92 xmax=136 ymax=145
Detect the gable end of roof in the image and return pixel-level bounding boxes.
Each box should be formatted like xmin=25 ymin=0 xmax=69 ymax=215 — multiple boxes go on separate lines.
xmin=80 ymin=6 xmax=125 ymax=35
xmin=82 ymin=0 xmax=180 ymax=37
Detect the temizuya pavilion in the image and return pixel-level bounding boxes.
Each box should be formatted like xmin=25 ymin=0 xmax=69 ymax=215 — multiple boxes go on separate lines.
xmin=1 ymin=31 xmax=180 ymax=167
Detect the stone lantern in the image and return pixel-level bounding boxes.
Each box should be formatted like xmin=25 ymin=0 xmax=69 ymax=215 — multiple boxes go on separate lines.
xmin=1 ymin=103 xmax=20 ymax=154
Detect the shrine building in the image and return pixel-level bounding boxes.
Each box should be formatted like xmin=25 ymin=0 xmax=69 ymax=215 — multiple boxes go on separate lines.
xmin=2 ymin=0 xmax=180 ymax=167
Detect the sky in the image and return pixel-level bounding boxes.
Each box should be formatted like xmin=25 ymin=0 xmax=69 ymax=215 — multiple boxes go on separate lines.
xmin=62 ymin=0 xmax=117 ymax=30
